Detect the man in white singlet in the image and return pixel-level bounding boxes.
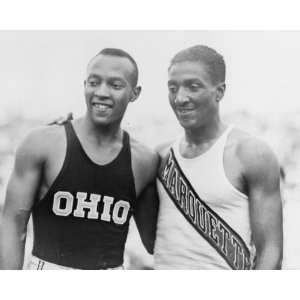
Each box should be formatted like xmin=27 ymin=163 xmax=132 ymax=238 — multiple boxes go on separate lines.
xmin=154 ymin=45 xmax=283 ymax=270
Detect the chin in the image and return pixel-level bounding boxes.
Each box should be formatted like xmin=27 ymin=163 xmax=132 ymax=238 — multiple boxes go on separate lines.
xmin=90 ymin=116 xmax=111 ymax=126
xmin=177 ymin=117 xmax=195 ymax=128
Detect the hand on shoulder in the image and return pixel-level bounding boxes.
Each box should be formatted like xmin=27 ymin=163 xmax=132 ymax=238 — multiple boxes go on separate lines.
xmin=47 ymin=112 xmax=73 ymax=126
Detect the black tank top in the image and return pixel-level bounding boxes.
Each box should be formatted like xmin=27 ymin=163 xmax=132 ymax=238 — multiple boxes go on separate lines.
xmin=32 ymin=122 xmax=137 ymax=269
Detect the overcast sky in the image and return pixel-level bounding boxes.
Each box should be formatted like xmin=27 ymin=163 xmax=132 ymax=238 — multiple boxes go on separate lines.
xmin=1 ymin=31 xmax=300 ymax=125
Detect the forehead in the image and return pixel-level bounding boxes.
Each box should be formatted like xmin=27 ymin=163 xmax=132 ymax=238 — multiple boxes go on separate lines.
xmin=87 ymin=54 xmax=134 ymax=80
xmin=168 ymin=61 xmax=212 ymax=84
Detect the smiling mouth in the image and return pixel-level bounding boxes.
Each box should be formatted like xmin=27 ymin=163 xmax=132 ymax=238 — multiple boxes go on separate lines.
xmin=176 ymin=108 xmax=195 ymax=114
xmin=92 ymin=103 xmax=113 ymax=113
xmin=92 ymin=103 xmax=113 ymax=108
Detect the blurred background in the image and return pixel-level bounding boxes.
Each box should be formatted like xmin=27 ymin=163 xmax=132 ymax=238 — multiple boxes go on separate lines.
xmin=0 ymin=31 xmax=300 ymax=269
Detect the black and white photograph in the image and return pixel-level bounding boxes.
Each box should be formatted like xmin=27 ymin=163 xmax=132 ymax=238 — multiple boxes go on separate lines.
xmin=0 ymin=30 xmax=299 ymax=273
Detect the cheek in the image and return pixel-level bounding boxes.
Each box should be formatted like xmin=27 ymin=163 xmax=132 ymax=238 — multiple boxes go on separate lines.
xmin=168 ymin=94 xmax=176 ymax=107
xmin=197 ymin=92 xmax=214 ymax=106
xmin=115 ymin=88 xmax=130 ymax=98
xmin=114 ymin=93 xmax=131 ymax=110
xmin=84 ymin=87 xmax=94 ymax=98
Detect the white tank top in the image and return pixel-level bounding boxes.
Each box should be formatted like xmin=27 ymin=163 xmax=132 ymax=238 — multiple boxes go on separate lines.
xmin=154 ymin=125 xmax=256 ymax=269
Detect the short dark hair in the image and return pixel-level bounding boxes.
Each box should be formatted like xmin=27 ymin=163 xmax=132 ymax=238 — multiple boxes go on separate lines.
xmin=169 ymin=45 xmax=226 ymax=85
xmin=90 ymin=48 xmax=139 ymax=87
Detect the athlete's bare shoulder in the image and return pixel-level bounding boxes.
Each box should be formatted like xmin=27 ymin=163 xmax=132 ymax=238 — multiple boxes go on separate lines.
xmin=24 ymin=124 xmax=65 ymax=150
xmin=155 ymin=139 xmax=176 ymax=158
xmin=36 ymin=124 xmax=66 ymax=140
xmin=16 ymin=125 xmax=66 ymax=163
xmin=229 ymin=127 xmax=280 ymax=179
xmin=130 ymin=136 xmax=159 ymax=178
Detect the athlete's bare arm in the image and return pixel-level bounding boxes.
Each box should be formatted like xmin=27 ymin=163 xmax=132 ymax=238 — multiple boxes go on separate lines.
xmin=131 ymin=139 xmax=160 ymax=254
xmin=0 ymin=129 xmax=46 ymax=269
xmin=133 ymin=140 xmax=175 ymax=255
xmin=134 ymin=180 xmax=159 ymax=254
xmin=156 ymin=139 xmax=177 ymax=177
xmin=237 ymin=135 xmax=283 ymax=269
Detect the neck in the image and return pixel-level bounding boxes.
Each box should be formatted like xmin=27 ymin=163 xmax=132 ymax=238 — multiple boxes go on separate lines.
xmin=184 ymin=115 xmax=226 ymax=145
xmin=81 ymin=115 xmax=123 ymax=145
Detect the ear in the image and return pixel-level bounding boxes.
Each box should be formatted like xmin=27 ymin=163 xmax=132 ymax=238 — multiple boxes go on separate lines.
xmin=130 ymin=86 xmax=142 ymax=103
xmin=84 ymin=80 xmax=87 ymax=87
xmin=216 ymin=83 xmax=226 ymax=102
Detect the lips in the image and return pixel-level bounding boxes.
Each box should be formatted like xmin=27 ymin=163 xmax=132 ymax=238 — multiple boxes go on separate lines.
xmin=92 ymin=103 xmax=113 ymax=108
xmin=92 ymin=102 xmax=113 ymax=113
xmin=175 ymin=107 xmax=195 ymax=115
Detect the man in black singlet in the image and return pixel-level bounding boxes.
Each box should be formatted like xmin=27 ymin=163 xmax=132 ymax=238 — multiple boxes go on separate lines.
xmin=0 ymin=48 xmax=159 ymax=269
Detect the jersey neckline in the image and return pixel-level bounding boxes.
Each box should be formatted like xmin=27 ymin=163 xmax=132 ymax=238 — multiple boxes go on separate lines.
xmin=174 ymin=124 xmax=233 ymax=162
xmin=68 ymin=121 xmax=128 ymax=169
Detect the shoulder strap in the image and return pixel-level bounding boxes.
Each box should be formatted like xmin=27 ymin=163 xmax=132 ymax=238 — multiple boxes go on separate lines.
xmin=64 ymin=121 xmax=91 ymax=161
xmin=64 ymin=121 xmax=79 ymax=148
xmin=120 ymin=130 xmax=131 ymax=162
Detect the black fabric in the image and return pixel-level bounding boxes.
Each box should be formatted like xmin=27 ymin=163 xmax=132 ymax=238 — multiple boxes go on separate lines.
xmin=32 ymin=122 xmax=136 ymax=269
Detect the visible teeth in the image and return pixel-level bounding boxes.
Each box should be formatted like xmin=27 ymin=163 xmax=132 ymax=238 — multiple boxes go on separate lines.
xmin=94 ymin=103 xmax=110 ymax=109
xmin=178 ymin=108 xmax=193 ymax=113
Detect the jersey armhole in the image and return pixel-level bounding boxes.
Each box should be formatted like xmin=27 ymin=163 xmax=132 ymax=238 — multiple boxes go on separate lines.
xmin=33 ymin=124 xmax=70 ymax=206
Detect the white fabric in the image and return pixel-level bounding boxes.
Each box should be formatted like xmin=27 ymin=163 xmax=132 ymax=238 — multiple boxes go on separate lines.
xmin=25 ymin=255 xmax=124 ymax=270
xmin=154 ymin=125 xmax=256 ymax=269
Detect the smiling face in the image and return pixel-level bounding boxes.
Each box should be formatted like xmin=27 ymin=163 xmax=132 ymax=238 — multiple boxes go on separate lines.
xmin=168 ymin=60 xmax=224 ymax=130
xmin=84 ymin=54 xmax=140 ymax=126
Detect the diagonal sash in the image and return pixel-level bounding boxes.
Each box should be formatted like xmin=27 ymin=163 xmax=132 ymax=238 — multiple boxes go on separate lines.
xmin=158 ymin=148 xmax=254 ymax=270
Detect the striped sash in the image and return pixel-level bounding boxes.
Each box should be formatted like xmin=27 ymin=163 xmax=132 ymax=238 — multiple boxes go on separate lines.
xmin=158 ymin=148 xmax=253 ymax=270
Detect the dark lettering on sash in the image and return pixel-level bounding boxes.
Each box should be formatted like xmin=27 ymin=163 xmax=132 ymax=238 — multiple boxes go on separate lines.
xmin=158 ymin=148 xmax=253 ymax=270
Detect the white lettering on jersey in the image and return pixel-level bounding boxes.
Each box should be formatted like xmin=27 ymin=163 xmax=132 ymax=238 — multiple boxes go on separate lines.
xmin=112 ymin=200 xmax=130 ymax=225
xmin=73 ymin=192 xmax=101 ymax=219
xmin=101 ymin=196 xmax=114 ymax=222
xmin=53 ymin=191 xmax=74 ymax=216
xmin=52 ymin=191 xmax=131 ymax=225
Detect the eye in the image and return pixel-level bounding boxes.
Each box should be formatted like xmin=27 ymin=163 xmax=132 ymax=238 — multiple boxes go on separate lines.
xmin=112 ymin=84 xmax=122 ymax=90
xmin=87 ymin=79 xmax=99 ymax=87
xmin=168 ymin=85 xmax=178 ymax=93
xmin=110 ymin=82 xmax=125 ymax=90
xmin=189 ymin=83 xmax=202 ymax=91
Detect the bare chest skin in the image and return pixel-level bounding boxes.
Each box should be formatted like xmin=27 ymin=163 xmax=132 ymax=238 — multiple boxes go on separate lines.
xmin=179 ymin=137 xmax=218 ymax=158
xmin=38 ymin=127 xmax=148 ymax=202
xmin=179 ymin=130 xmax=247 ymax=196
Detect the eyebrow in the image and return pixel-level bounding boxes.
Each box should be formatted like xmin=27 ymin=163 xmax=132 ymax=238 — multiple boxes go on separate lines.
xmin=87 ymin=74 xmax=100 ymax=80
xmin=108 ymin=77 xmax=127 ymax=83
xmin=168 ymin=80 xmax=177 ymax=85
xmin=168 ymin=79 xmax=204 ymax=85
xmin=87 ymin=74 xmax=126 ymax=83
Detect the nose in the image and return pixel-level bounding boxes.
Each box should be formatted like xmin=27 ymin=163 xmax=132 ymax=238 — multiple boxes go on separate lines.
xmin=175 ymin=87 xmax=190 ymax=105
xmin=94 ymin=82 xmax=110 ymax=98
